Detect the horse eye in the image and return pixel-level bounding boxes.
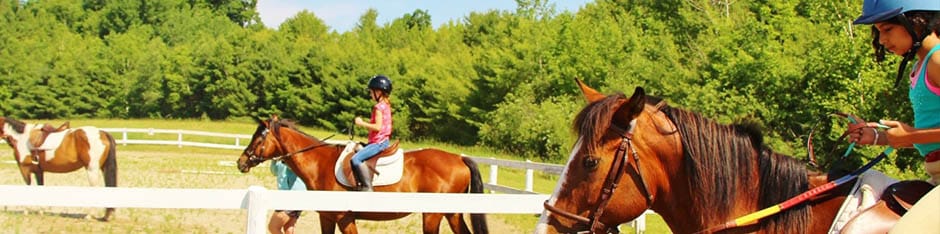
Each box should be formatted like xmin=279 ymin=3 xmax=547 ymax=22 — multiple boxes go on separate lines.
xmin=583 ymin=156 xmax=599 ymax=170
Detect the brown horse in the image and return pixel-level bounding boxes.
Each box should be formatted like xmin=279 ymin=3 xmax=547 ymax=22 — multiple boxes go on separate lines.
xmin=236 ymin=116 xmax=487 ymax=234
xmin=0 ymin=117 xmax=117 ymax=221
xmin=535 ymin=81 xmax=854 ymax=233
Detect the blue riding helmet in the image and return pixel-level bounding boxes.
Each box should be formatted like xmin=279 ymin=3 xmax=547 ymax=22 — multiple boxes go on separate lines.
xmin=854 ymin=0 xmax=940 ymax=24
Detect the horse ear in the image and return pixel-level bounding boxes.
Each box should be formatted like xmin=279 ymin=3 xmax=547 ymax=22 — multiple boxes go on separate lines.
xmin=613 ymin=87 xmax=647 ymax=125
xmin=576 ymin=78 xmax=605 ymax=103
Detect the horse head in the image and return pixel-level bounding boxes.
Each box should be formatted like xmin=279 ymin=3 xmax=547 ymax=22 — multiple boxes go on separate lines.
xmin=237 ymin=115 xmax=288 ymax=173
xmin=237 ymin=115 xmax=328 ymax=173
xmin=537 ymin=79 xmax=683 ymax=233
xmin=538 ymin=79 xmax=818 ymax=234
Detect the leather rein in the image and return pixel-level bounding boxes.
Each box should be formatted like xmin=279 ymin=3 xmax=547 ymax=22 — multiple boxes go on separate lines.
xmin=542 ymin=121 xmax=654 ymax=234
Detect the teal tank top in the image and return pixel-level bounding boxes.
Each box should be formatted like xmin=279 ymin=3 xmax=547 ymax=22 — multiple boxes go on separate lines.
xmin=909 ymin=45 xmax=940 ymax=156
xmin=270 ymin=160 xmax=307 ymax=191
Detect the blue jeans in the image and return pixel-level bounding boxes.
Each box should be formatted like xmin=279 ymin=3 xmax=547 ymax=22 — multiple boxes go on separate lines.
xmin=351 ymin=140 xmax=389 ymax=167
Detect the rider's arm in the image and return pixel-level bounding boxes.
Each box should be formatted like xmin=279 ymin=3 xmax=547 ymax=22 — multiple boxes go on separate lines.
xmin=879 ymin=120 xmax=940 ymax=148
xmin=355 ymin=112 xmax=382 ymax=132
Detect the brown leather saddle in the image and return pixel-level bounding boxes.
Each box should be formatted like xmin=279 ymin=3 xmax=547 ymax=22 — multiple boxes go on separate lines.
xmin=27 ymin=121 xmax=70 ymax=161
xmin=841 ymin=180 xmax=935 ymax=233
xmin=340 ymin=140 xmax=400 ymax=187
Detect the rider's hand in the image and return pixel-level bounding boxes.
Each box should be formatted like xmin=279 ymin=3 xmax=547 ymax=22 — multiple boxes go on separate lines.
xmin=878 ymin=120 xmax=915 ymax=148
xmin=354 ymin=117 xmax=366 ymax=126
xmin=844 ymin=114 xmax=880 ymax=145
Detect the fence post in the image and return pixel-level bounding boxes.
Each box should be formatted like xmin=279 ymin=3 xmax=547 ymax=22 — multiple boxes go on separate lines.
xmin=525 ymin=159 xmax=534 ymax=192
xmin=235 ymin=137 xmax=241 ymax=147
xmin=121 ymin=128 xmax=128 ymax=146
xmin=177 ymin=130 xmax=183 ymax=148
xmin=635 ymin=211 xmax=647 ymax=234
xmin=489 ymin=157 xmax=498 ymax=194
xmin=245 ymin=186 xmax=268 ymax=234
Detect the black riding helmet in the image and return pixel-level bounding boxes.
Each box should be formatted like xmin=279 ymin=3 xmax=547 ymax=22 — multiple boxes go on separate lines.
xmin=368 ymin=75 xmax=392 ymax=94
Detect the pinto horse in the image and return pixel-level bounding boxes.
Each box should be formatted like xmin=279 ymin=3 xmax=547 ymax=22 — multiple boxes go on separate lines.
xmin=236 ymin=116 xmax=488 ymax=234
xmin=0 ymin=117 xmax=117 ymax=221
xmin=535 ymin=81 xmax=857 ymax=233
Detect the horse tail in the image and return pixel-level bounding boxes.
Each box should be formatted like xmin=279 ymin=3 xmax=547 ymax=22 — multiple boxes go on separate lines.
xmin=101 ymin=131 xmax=118 ymax=221
xmin=461 ymin=156 xmax=488 ymax=234
xmin=102 ymin=131 xmax=118 ymax=188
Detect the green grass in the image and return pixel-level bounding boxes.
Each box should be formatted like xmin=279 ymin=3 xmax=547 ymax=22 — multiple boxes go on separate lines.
xmin=2 ymin=118 xmax=671 ymax=233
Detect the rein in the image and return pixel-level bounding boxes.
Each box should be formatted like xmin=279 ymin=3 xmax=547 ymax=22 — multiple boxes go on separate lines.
xmin=543 ymin=121 xmax=653 ymax=234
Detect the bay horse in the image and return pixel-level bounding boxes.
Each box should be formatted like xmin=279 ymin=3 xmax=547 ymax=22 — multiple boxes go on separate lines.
xmin=535 ymin=80 xmax=855 ymax=233
xmin=0 ymin=117 xmax=118 ymax=221
xmin=236 ymin=116 xmax=488 ymax=234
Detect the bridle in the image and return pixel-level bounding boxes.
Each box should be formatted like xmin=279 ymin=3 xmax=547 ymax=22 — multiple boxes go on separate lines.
xmin=243 ymin=119 xmax=335 ymax=166
xmin=543 ymin=120 xmax=654 ymax=234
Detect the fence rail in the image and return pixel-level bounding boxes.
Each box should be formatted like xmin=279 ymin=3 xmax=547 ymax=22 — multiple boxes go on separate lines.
xmin=0 ymin=185 xmax=549 ymax=234
xmin=4 ymin=127 xmax=653 ymax=233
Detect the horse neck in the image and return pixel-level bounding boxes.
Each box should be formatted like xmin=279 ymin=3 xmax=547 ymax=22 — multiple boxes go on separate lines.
xmin=5 ymin=123 xmax=33 ymax=140
xmin=282 ymin=141 xmax=341 ymax=190
xmin=5 ymin=123 xmax=35 ymax=160
xmin=650 ymin=160 xmax=763 ymax=233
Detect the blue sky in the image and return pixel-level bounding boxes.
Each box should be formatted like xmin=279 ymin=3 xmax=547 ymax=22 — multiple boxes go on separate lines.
xmin=256 ymin=0 xmax=594 ymax=32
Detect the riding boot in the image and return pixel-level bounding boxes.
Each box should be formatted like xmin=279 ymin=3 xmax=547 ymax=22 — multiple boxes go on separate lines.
xmin=354 ymin=163 xmax=374 ymax=192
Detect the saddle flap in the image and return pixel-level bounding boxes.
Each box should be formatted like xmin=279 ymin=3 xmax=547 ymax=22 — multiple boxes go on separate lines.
xmin=881 ymin=180 xmax=935 ymax=215
xmin=375 ymin=140 xmax=400 ymax=158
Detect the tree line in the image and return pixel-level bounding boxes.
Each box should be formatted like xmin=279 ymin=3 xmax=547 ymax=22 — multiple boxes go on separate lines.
xmin=0 ymin=0 xmax=923 ymax=177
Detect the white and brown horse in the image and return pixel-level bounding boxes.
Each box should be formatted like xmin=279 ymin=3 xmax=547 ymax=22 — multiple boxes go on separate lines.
xmin=0 ymin=117 xmax=117 ymax=221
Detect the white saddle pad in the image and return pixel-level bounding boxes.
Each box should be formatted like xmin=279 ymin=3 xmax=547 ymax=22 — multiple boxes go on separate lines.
xmin=334 ymin=142 xmax=404 ymax=187
xmin=828 ymin=170 xmax=898 ymax=233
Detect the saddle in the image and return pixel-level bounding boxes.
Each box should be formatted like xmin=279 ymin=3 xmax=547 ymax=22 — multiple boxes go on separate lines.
xmin=336 ymin=140 xmax=403 ymax=188
xmin=28 ymin=122 xmax=70 ymax=147
xmin=27 ymin=122 xmax=70 ymax=159
xmin=840 ymin=180 xmax=935 ymax=233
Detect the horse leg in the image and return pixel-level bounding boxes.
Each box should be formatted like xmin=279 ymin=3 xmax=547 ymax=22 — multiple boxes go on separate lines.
xmin=84 ymin=167 xmax=107 ymax=220
xmin=319 ymin=214 xmax=338 ymax=234
xmin=34 ymin=168 xmax=43 ymax=186
xmin=443 ymin=213 xmax=471 ymax=234
xmin=421 ymin=213 xmax=444 ymax=234
xmin=335 ymin=212 xmax=359 ymax=234
xmin=18 ymin=164 xmax=33 ymax=185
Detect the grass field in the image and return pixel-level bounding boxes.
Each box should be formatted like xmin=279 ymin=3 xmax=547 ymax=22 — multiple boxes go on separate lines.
xmin=0 ymin=118 xmax=670 ymax=233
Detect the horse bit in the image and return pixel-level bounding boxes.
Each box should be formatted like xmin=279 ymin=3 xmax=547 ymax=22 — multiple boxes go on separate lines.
xmin=543 ymin=120 xmax=654 ymax=234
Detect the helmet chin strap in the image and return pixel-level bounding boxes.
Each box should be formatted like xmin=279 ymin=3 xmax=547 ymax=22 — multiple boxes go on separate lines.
xmin=894 ymin=13 xmax=929 ymax=87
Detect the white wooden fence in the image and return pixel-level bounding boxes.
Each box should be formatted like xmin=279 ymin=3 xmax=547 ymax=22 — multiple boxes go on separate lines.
xmin=3 ymin=127 xmax=654 ymax=233
xmin=0 ymin=185 xmax=549 ymax=234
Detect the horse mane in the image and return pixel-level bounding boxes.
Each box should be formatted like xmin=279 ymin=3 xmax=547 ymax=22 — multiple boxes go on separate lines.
xmin=3 ymin=117 xmax=26 ymax=134
xmin=573 ymin=94 xmax=810 ymax=233
xmin=273 ymin=118 xmax=321 ymax=141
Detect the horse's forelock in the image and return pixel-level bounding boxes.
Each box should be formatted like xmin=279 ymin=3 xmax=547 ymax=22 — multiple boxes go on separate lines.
xmin=573 ymin=93 xmax=625 ymax=156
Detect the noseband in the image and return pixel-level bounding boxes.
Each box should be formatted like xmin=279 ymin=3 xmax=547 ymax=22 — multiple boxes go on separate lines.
xmin=543 ymin=122 xmax=654 ymax=233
